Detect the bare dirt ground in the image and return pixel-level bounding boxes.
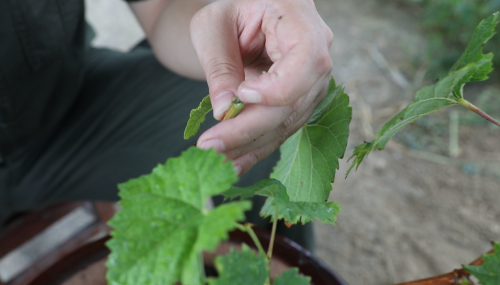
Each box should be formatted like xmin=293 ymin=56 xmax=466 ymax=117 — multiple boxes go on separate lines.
xmin=314 ymin=0 xmax=500 ymax=284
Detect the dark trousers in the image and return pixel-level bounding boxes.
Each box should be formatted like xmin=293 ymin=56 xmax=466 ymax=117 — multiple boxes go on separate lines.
xmin=0 ymin=46 xmax=314 ymax=250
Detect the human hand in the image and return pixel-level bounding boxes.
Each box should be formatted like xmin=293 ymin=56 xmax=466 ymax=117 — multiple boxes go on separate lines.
xmin=191 ymin=0 xmax=333 ymax=175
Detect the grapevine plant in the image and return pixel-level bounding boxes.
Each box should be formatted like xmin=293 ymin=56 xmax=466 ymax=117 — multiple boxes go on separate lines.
xmin=105 ymin=13 xmax=500 ymax=285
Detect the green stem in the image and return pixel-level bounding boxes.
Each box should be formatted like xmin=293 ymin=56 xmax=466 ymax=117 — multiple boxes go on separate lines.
xmin=459 ymin=98 xmax=500 ymax=128
xmin=234 ymin=223 xmax=266 ymax=257
xmin=222 ymin=97 xmax=244 ymax=121
xmin=267 ymin=206 xmax=279 ymax=260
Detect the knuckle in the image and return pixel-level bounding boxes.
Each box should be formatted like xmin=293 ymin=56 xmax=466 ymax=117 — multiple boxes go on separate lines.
xmin=282 ymin=115 xmax=295 ymax=130
xmin=290 ymin=99 xmax=302 ymax=112
xmin=274 ymin=123 xmax=286 ymax=138
xmin=205 ymin=58 xmax=241 ymax=86
xmin=277 ymin=132 xmax=290 ymax=146
xmin=317 ymin=50 xmax=333 ymax=73
xmin=193 ymin=5 xmax=217 ymax=20
xmin=247 ymin=151 xmax=261 ymax=167
xmin=278 ymin=121 xmax=303 ymax=146
xmin=272 ymin=85 xmax=294 ymax=106
xmin=305 ymin=0 xmax=315 ymax=6
xmin=191 ymin=6 xmax=212 ymax=27
xmin=275 ymin=112 xmax=297 ymax=143
xmin=277 ymin=123 xmax=298 ymax=146
xmin=283 ymin=110 xmax=298 ymax=129
xmin=325 ymin=28 xmax=334 ymax=47
xmin=236 ymin=129 xmax=252 ymax=142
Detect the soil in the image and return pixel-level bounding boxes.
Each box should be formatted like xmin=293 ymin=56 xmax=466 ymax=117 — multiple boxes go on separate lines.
xmin=313 ymin=0 xmax=500 ymax=284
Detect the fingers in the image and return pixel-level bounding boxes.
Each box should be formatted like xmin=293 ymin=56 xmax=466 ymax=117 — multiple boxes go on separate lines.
xmin=237 ymin=0 xmax=333 ymax=107
xmin=192 ymin=0 xmax=334 ymax=175
xmin=190 ymin=3 xmax=244 ymax=120
xmin=197 ymin=103 xmax=292 ymax=153
xmin=232 ymin=139 xmax=283 ymax=176
xmin=231 ymin=99 xmax=316 ymax=176
xmin=223 ymin=87 xmax=324 ymax=160
xmin=198 ymin=81 xmax=325 ymax=175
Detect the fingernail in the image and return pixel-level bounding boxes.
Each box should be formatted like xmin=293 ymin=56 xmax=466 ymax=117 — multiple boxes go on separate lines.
xmin=234 ymin=165 xmax=242 ymax=176
xmin=213 ymin=91 xmax=234 ymax=119
xmin=239 ymin=88 xmax=262 ymax=103
xmin=199 ymin=139 xmax=226 ymax=152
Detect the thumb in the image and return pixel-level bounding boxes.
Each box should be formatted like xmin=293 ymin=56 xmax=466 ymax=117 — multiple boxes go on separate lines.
xmin=190 ymin=4 xmax=244 ymax=120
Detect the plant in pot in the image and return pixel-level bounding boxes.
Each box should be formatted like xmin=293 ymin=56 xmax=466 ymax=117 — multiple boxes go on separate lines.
xmin=48 ymin=12 xmax=499 ymax=285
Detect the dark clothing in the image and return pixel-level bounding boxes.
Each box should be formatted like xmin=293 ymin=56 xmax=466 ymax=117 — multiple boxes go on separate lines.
xmin=0 ymin=0 xmax=86 ymax=161
xmin=0 ymin=0 xmax=314 ymax=250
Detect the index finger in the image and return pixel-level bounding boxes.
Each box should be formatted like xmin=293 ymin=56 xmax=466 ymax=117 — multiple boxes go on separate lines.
xmin=237 ymin=0 xmax=333 ymax=106
xmin=190 ymin=2 xmax=245 ymax=120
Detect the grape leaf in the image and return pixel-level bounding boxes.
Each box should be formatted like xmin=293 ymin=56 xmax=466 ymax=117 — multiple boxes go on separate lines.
xmin=223 ymin=179 xmax=288 ymax=200
xmin=106 ymin=147 xmax=251 ymax=285
xmin=208 ymin=244 xmax=269 ymax=285
xmin=464 ymin=242 xmax=500 ymax=285
xmin=274 ymin=268 xmax=311 ymax=285
xmin=260 ymin=198 xmax=341 ymax=225
xmin=184 ymin=95 xmax=212 ymax=140
xmin=347 ymin=12 xmax=500 ymax=175
xmin=271 ymin=77 xmax=352 ymax=202
xmin=450 ymin=12 xmax=499 ymax=83
xmin=224 ymin=179 xmax=341 ymax=225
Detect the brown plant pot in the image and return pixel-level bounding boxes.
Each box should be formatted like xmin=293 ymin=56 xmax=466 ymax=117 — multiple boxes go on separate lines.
xmin=27 ymin=227 xmax=348 ymax=285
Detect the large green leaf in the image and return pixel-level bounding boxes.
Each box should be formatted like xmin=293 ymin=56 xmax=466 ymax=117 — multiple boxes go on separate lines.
xmin=184 ymin=95 xmax=212 ymax=139
xmin=348 ymin=13 xmax=500 ymax=175
xmin=208 ymin=244 xmax=269 ymax=285
xmin=224 ymin=179 xmax=341 ymax=225
xmin=223 ymin=179 xmax=288 ymax=200
xmin=450 ymin=12 xmax=499 ymax=83
xmin=274 ymin=268 xmax=311 ymax=285
xmin=106 ymin=147 xmax=251 ymax=285
xmin=464 ymin=242 xmax=500 ymax=285
xmin=271 ymin=78 xmax=352 ymax=202
xmin=260 ymin=198 xmax=341 ymax=225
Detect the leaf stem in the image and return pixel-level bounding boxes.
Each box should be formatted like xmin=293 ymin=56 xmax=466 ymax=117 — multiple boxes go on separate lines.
xmin=267 ymin=206 xmax=279 ymax=260
xmin=235 ymin=223 xmax=266 ymax=257
xmin=222 ymin=97 xmax=244 ymax=121
xmin=458 ymin=99 xmax=500 ymax=127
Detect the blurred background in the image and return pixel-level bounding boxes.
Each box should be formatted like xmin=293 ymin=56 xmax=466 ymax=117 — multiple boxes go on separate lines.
xmin=2 ymin=0 xmax=500 ymax=284
xmin=314 ymin=0 xmax=500 ymax=284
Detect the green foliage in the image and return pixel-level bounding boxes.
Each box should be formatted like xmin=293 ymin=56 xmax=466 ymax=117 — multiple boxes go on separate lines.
xmin=271 ymin=78 xmax=352 ymax=202
xmin=224 ymin=179 xmax=341 ymax=225
xmin=106 ymin=148 xmax=250 ymax=285
xmin=383 ymin=0 xmax=500 ymax=78
xmin=184 ymin=77 xmax=352 ymax=206
xmin=348 ymin=13 xmax=500 ymax=175
xmin=184 ymin=95 xmax=212 ymax=139
xmin=449 ymin=11 xmax=498 ymax=83
xmin=223 ymin=179 xmax=288 ymax=200
xmin=208 ymin=244 xmax=269 ymax=285
xmin=112 ymin=75 xmax=351 ymax=283
xmin=107 ymin=10 xmax=500 ymax=285
xmin=464 ymin=242 xmax=500 ymax=285
xmin=274 ymin=268 xmax=311 ymax=285
xmin=260 ymin=197 xmax=341 ymax=225
xmin=421 ymin=1 xmax=500 ymax=78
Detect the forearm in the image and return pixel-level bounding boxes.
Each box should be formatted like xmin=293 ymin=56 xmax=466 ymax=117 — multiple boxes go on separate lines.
xmin=129 ymin=0 xmax=213 ymax=80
